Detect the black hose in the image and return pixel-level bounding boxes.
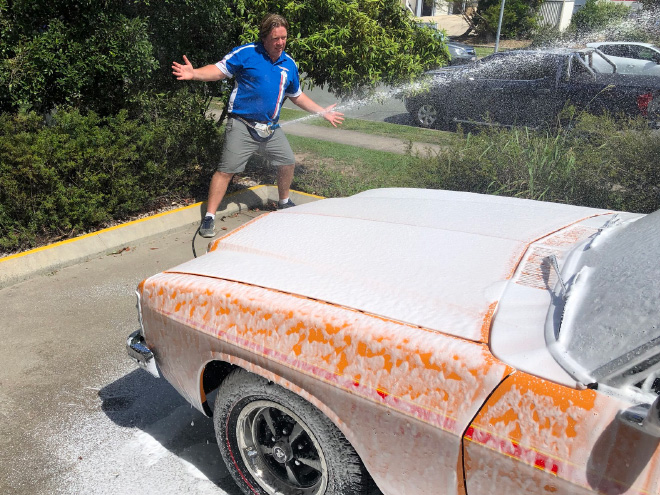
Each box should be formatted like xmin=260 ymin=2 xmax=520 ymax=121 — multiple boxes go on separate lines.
xmin=192 ymin=225 xmax=200 ymax=258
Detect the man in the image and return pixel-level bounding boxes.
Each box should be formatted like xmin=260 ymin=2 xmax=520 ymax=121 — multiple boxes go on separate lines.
xmin=172 ymin=13 xmax=344 ymax=238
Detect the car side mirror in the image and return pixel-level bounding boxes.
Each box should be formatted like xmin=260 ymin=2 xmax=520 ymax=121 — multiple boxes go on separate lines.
xmin=618 ymin=395 xmax=660 ymax=437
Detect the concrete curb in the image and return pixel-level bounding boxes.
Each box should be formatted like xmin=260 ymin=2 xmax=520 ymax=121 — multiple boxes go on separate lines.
xmin=0 ymin=185 xmax=322 ymax=289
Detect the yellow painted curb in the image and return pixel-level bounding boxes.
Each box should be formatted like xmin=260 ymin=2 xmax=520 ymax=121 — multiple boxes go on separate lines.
xmin=0 ymin=185 xmax=323 ymax=288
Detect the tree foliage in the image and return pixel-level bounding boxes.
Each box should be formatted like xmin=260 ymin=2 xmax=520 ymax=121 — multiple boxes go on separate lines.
xmin=569 ymin=0 xmax=631 ymax=36
xmin=471 ymin=0 xmax=545 ymax=40
xmin=0 ymin=0 xmax=448 ymax=114
xmin=1 ymin=1 xmax=157 ymax=115
xmin=232 ymin=0 xmax=449 ymax=96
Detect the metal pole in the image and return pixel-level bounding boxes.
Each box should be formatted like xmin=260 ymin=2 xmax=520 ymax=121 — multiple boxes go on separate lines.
xmin=494 ymin=0 xmax=506 ymax=53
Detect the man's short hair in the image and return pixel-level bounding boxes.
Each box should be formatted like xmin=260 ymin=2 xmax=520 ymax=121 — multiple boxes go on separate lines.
xmin=259 ymin=14 xmax=289 ymax=40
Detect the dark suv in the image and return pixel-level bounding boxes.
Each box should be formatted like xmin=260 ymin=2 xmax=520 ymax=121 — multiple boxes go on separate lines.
xmin=417 ymin=22 xmax=476 ymax=65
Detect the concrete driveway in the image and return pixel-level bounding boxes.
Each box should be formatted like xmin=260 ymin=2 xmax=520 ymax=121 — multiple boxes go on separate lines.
xmin=0 ymin=208 xmax=264 ymax=494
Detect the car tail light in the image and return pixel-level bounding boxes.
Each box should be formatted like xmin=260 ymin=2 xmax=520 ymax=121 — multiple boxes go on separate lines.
xmin=637 ymin=92 xmax=653 ymax=116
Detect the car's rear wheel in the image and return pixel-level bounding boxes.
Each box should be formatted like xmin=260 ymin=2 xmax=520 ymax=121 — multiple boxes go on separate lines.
xmin=412 ymin=102 xmax=442 ymax=128
xmin=213 ymin=369 xmax=372 ymax=495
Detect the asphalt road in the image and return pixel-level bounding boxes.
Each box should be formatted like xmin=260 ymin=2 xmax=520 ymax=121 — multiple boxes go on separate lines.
xmin=283 ymin=84 xmax=415 ymax=126
xmin=0 ymin=211 xmax=263 ymax=495
xmin=0 ymin=84 xmax=412 ymax=495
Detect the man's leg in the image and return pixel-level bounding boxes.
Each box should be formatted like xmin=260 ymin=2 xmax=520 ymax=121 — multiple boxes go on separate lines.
xmin=206 ymin=171 xmax=234 ymax=215
xmin=199 ymin=171 xmax=233 ymax=238
xmin=276 ymin=164 xmax=295 ymax=202
xmin=267 ymin=130 xmax=297 ymax=208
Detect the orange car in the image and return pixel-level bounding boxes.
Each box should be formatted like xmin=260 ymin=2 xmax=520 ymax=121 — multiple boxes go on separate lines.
xmin=127 ymin=188 xmax=660 ymax=495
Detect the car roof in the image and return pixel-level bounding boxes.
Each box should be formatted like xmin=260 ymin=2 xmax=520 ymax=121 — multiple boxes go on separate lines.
xmin=476 ymin=49 xmax=590 ymax=64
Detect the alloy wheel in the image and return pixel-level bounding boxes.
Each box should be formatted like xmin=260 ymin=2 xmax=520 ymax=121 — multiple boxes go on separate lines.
xmin=235 ymin=400 xmax=329 ymax=495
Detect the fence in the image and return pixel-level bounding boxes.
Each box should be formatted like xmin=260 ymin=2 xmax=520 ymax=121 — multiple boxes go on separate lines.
xmin=433 ymin=1 xmax=478 ymax=15
xmin=539 ymin=0 xmax=575 ymax=31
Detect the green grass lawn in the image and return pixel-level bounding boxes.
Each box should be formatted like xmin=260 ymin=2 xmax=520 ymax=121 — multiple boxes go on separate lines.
xmin=285 ymin=135 xmax=440 ymax=199
xmin=474 ymin=45 xmax=494 ymax=58
xmin=472 ymin=41 xmax=532 ymax=59
xmin=279 ymin=108 xmax=457 ymax=147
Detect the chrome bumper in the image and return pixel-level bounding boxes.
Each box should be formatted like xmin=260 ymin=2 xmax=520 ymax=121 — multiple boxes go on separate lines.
xmin=126 ymin=329 xmax=160 ymax=377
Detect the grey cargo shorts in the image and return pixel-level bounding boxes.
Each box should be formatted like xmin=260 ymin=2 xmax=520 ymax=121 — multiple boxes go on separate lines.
xmin=218 ymin=117 xmax=295 ymax=174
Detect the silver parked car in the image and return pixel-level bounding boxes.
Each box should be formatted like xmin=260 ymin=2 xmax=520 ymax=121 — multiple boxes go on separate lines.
xmin=587 ymin=42 xmax=660 ymax=76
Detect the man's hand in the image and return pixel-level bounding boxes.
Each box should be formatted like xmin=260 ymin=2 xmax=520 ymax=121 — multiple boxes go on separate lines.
xmin=288 ymin=93 xmax=344 ymax=127
xmin=172 ymin=55 xmax=195 ymax=80
xmin=172 ymin=55 xmax=226 ymax=82
xmin=321 ymin=103 xmax=345 ymax=128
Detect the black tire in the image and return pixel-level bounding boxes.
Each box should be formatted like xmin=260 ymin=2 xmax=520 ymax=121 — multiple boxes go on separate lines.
xmin=213 ymin=369 xmax=372 ymax=495
xmin=409 ymin=101 xmax=445 ymax=129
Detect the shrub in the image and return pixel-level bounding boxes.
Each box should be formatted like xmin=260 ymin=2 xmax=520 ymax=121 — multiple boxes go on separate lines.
xmin=474 ymin=0 xmax=544 ymax=40
xmin=571 ymin=114 xmax=660 ymax=213
xmin=429 ymin=126 xmax=581 ymax=203
xmin=0 ymin=93 xmax=223 ymax=252
xmin=569 ymin=0 xmax=631 ymax=38
xmin=423 ymin=113 xmax=660 ymax=214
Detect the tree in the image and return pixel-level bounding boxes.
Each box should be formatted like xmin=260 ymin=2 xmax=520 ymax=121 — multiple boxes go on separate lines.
xmin=452 ymin=0 xmax=545 ymax=40
xmin=568 ymin=0 xmax=631 ymax=37
xmin=0 ymin=0 xmax=449 ymax=115
xmin=472 ymin=0 xmax=545 ymax=40
xmin=0 ymin=0 xmax=157 ymax=115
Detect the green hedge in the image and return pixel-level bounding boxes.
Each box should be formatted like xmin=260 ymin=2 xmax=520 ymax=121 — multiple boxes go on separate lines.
xmin=0 ymin=95 xmax=222 ymax=252
xmin=3 ymin=102 xmax=658 ymax=254
xmin=419 ymin=113 xmax=660 ymax=214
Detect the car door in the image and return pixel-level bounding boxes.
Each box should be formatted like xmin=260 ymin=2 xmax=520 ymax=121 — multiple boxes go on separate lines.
xmin=463 ymin=372 xmax=660 ymax=494
xmin=446 ymin=74 xmax=499 ymax=125
xmin=448 ymin=53 xmax=563 ymax=128
xmin=596 ymin=44 xmax=660 ymax=76
xmin=485 ymin=54 xmax=563 ymax=127
xmin=555 ymin=54 xmax=619 ymax=118
xmin=625 ymin=44 xmax=660 ymax=76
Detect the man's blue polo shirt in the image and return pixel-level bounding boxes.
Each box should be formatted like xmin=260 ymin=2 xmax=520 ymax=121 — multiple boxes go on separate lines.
xmin=216 ymin=42 xmax=302 ymax=124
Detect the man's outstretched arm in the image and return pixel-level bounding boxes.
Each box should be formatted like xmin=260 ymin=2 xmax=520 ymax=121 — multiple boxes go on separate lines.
xmin=289 ymin=93 xmax=344 ymax=127
xmin=172 ymin=55 xmax=227 ymax=82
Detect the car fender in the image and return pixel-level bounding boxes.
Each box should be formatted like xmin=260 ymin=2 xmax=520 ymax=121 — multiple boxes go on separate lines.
xmin=464 ymin=372 xmax=660 ymax=494
xmin=139 ymin=272 xmax=513 ymax=495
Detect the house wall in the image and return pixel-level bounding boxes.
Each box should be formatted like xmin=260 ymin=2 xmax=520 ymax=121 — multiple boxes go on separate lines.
xmin=403 ymin=0 xmax=422 ymax=16
xmin=540 ymin=0 xmax=576 ymax=31
xmin=403 ymin=0 xmax=479 ymax=16
xmin=433 ymin=1 xmax=478 ymax=15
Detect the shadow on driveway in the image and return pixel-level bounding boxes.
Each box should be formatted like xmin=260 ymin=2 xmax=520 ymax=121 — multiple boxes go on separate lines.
xmin=98 ymin=368 xmax=241 ymax=494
